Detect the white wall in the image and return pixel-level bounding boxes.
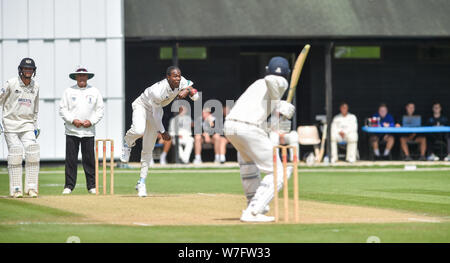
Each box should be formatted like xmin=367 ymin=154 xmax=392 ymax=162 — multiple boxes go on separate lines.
xmin=0 ymin=0 xmax=124 ymax=160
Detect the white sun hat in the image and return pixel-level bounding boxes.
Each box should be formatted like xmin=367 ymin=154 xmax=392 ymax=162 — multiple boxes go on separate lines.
xmin=69 ymin=66 xmax=95 ymax=80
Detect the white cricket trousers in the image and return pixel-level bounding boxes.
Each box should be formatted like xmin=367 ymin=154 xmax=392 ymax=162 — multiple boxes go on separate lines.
xmin=4 ymin=130 xmax=36 ymax=149
xmin=124 ymin=101 xmax=159 ymax=179
xmin=331 ymin=132 xmax=358 ymax=162
xmin=173 ymin=135 xmax=194 ymax=164
xmin=224 ymin=121 xmax=282 ymax=174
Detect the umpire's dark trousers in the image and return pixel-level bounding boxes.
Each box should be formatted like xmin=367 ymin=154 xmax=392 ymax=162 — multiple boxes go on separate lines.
xmin=64 ymin=135 xmax=96 ymax=191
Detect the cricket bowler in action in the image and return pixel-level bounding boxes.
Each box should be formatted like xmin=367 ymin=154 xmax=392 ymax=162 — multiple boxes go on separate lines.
xmin=0 ymin=58 xmax=40 ymax=198
xmin=120 ymin=66 xmax=198 ymax=197
xmin=224 ymin=57 xmax=295 ymax=222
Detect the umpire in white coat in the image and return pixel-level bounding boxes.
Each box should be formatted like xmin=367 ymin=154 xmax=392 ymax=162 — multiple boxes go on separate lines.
xmin=59 ymin=66 xmax=104 ymax=194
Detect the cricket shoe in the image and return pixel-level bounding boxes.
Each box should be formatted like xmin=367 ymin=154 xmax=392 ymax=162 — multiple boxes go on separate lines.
xmin=12 ymin=189 xmax=23 ymax=198
xmin=88 ymin=188 xmax=96 ymax=195
xmin=136 ymin=182 xmax=147 ymax=197
xmin=27 ymin=189 xmax=38 ymax=198
xmin=445 ymin=155 xmax=450 ymax=161
xmin=193 ymin=159 xmax=202 ymax=165
xmin=427 ymin=153 xmax=439 ymax=161
xmin=120 ymin=142 xmax=132 ymax=163
xmin=62 ymin=188 xmax=72 ymax=195
xmin=240 ymin=209 xmax=275 ymax=223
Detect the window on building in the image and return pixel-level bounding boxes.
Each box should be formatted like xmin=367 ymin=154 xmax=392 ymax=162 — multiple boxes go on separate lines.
xmin=160 ymin=47 xmax=207 ymax=60
xmin=334 ymin=46 xmax=381 ymax=59
xmin=419 ymin=45 xmax=450 ymax=61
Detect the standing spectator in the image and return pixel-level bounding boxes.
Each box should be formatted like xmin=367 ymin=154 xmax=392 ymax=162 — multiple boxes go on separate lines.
xmin=168 ymin=105 xmax=194 ymax=164
xmin=193 ymin=108 xmax=221 ymax=164
xmin=399 ymin=102 xmax=426 ymax=161
xmin=425 ymin=102 xmax=449 ymax=161
xmin=330 ymin=102 xmax=358 ymax=163
xmin=1 ymin=58 xmax=40 ymax=198
xmin=59 ymin=66 xmax=104 ymax=195
xmin=369 ymin=103 xmax=395 ymax=158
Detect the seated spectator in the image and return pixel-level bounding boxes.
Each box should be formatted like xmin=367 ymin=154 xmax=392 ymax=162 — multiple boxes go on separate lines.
xmin=193 ymin=108 xmax=221 ymax=164
xmin=330 ymin=102 xmax=358 ymax=163
xmin=268 ymin=107 xmax=299 ymax=162
xmin=156 ymin=133 xmax=172 ymax=165
xmin=369 ymin=103 xmax=395 ymax=158
xmin=399 ymin=102 xmax=426 ymax=161
xmin=425 ymin=102 xmax=449 ymax=161
xmin=168 ymin=105 xmax=194 ymax=164
xmin=147 ymin=133 xmax=171 ymax=166
xmin=216 ymin=105 xmax=231 ymax=163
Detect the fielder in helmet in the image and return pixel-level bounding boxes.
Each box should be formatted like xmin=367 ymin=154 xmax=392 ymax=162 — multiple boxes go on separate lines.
xmin=0 ymin=58 xmax=40 ymax=198
xmin=18 ymin=57 xmax=37 ymax=79
xmin=223 ymin=56 xmax=296 ymax=222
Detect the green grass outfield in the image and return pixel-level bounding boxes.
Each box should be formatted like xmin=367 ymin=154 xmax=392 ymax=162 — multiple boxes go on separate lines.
xmin=0 ymin=165 xmax=449 ymax=243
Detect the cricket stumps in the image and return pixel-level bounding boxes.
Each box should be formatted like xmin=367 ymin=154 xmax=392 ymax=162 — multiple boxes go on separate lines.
xmin=273 ymin=145 xmax=299 ymax=223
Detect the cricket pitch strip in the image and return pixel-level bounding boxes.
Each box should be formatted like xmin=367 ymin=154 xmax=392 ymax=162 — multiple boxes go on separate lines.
xmin=19 ymin=193 xmax=441 ymax=226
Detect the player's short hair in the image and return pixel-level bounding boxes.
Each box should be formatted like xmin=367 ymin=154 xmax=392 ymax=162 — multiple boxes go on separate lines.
xmin=339 ymin=102 xmax=348 ymax=107
xmin=432 ymin=101 xmax=441 ymax=107
xmin=166 ymin=66 xmax=180 ymax=76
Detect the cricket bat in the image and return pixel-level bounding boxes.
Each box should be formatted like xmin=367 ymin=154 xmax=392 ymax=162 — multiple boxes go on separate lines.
xmin=316 ymin=124 xmax=328 ymax=163
xmin=286 ymin=44 xmax=311 ymax=103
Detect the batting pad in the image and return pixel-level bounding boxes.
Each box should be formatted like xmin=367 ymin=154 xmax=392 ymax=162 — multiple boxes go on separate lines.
xmin=25 ymin=144 xmax=40 ymax=193
xmin=239 ymin=159 xmax=261 ymax=203
xmin=248 ymin=166 xmax=293 ymax=215
xmin=8 ymin=146 xmax=23 ymax=196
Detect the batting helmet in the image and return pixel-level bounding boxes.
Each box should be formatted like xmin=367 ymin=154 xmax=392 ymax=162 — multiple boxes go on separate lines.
xmin=18 ymin=58 xmax=37 ymax=78
xmin=266 ymin=56 xmax=290 ymax=79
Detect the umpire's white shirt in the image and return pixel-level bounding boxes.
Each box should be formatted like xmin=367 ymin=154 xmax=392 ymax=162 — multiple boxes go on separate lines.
xmin=0 ymin=77 xmax=39 ymax=133
xmin=226 ymin=75 xmax=288 ymax=126
xmin=135 ymin=76 xmax=193 ymax=133
xmin=59 ymin=85 xmax=104 ymax=137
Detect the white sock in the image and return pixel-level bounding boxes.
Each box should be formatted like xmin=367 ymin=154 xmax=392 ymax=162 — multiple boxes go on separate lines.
xmin=195 ymin=154 xmax=201 ymax=160
xmin=215 ymin=154 xmax=220 ymax=161
xmin=160 ymin=152 xmax=167 ymax=160
xmin=383 ymin=149 xmax=390 ymax=156
xmin=220 ymin=154 xmax=226 ymax=162
xmin=374 ymin=149 xmax=380 ymax=156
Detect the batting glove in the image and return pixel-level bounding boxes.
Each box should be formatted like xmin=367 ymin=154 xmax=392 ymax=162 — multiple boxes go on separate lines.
xmin=278 ymin=101 xmax=295 ymax=119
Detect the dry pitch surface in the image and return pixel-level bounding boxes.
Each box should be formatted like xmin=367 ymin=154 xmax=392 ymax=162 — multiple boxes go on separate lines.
xmin=20 ymin=194 xmax=440 ymax=226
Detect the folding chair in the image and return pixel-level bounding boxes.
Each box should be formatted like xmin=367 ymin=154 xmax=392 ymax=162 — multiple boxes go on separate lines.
xmin=297 ymin=125 xmax=321 ymax=161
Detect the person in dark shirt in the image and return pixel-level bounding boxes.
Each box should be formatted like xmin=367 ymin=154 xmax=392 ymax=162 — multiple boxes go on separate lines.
xmin=425 ymin=102 xmax=449 ymax=161
xmin=369 ymin=103 xmax=395 ymax=158
xmin=399 ymin=102 xmax=427 ymax=161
